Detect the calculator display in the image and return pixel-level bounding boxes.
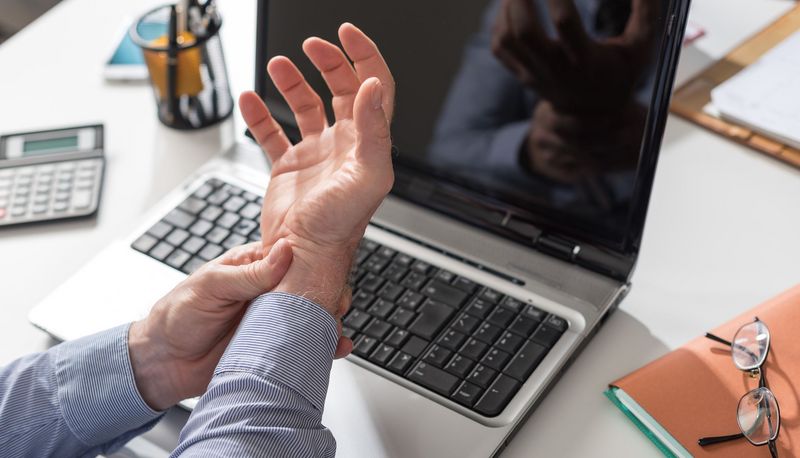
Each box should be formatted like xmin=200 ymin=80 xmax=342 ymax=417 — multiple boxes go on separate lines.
xmin=23 ymin=136 xmax=79 ymax=156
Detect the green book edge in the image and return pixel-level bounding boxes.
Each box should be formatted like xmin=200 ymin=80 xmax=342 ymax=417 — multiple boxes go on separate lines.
xmin=604 ymin=387 xmax=692 ymax=458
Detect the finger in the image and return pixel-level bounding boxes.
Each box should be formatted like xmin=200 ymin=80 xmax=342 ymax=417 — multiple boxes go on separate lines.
xmin=353 ymin=78 xmax=393 ymax=182
xmin=500 ymin=0 xmax=556 ymax=85
xmin=214 ymin=238 xmax=293 ymax=301
xmin=338 ymin=23 xmax=396 ymax=121
xmin=239 ymin=91 xmax=292 ymax=163
xmin=217 ymin=241 xmax=265 ymax=266
xmin=336 ymin=286 xmax=352 ymax=319
xmin=267 ymin=56 xmax=328 ymax=137
xmin=546 ymin=0 xmax=589 ymax=60
xmin=334 ymin=336 xmax=353 ymax=359
xmin=303 ymin=37 xmax=361 ymax=121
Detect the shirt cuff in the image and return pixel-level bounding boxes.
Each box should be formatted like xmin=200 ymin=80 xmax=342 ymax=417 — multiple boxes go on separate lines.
xmin=54 ymin=323 xmax=163 ymax=445
xmin=215 ymin=292 xmax=339 ymax=411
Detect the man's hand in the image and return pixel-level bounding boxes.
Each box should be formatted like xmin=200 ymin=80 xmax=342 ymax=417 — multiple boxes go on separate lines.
xmin=129 ymin=241 xmax=295 ymax=411
xmin=239 ymin=24 xmax=395 ymax=320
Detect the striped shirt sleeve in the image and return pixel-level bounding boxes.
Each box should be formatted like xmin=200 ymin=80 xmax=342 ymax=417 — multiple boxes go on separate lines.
xmin=171 ymin=292 xmax=339 ymax=457
xmin=0 ymin=323 xmax=163 ymax=457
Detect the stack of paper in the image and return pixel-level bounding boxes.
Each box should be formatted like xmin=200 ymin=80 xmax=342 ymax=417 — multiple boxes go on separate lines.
xmin=711 ymin=30 xmax=800 ymax=149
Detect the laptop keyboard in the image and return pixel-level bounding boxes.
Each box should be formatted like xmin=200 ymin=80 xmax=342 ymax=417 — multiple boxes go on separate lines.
xmin=132 ymin=177 xmax=568 ymax=417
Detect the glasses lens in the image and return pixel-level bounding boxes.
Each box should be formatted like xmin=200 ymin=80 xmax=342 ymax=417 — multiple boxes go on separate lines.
xmin=737 ymin=387 xmax=780 ymax=445
xmin=731 ymin=320 xmax=770 ymax=371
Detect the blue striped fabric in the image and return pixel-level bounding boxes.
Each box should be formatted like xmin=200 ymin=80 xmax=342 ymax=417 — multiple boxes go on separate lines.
xmin=0 ymin=324 xmax=162 ymax=457
xmin=0 ymin=292 xmax=339 ymax=457
xmin=172 ymin=292 xmax=339 ymax=457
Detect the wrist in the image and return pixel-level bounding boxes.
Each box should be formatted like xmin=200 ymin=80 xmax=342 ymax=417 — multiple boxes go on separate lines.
xmin=273 ymin=237 xmax=357 ymax=314
xmin=128 ymin=320 xmax=180 ymax=411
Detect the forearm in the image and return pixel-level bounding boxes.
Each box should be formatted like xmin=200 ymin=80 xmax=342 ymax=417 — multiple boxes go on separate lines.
xmin=172 ymin=293 xmax=339 ymax=457
xmin=0 ymin=325 xmax=163 ymax=457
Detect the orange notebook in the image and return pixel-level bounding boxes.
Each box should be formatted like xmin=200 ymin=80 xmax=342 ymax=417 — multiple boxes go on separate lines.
xmin=606 ymin=284 xmax=800 ymax=457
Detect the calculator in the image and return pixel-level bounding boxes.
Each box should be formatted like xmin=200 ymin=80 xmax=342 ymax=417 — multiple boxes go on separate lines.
xmin=0 ymin=124 xmax=105 ymax=227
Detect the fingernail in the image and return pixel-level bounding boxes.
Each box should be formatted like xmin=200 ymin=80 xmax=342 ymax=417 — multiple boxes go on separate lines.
xmin=371 ymin=79 xmax=383 ymax=110
xmin=267 ymin=239 xmax=285 ymax=265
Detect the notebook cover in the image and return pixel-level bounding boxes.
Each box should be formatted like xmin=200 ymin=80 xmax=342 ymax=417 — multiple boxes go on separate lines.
xmin=610 ymin=284 xmax=800 ymax=457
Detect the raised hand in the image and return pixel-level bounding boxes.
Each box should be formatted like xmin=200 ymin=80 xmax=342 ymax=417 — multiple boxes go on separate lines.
xmin=239 ymin=23 xmax=395 ymax=333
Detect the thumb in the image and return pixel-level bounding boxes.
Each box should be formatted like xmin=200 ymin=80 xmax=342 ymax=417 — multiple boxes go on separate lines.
xmin=214 ymin=239 xmax=293 ymax=301
xmin=353 ymin=77 xmax=392 ymax=172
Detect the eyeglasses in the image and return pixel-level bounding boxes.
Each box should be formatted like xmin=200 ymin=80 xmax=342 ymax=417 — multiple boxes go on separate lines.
xmin=698 ymin=317 xmax=780 ymax=458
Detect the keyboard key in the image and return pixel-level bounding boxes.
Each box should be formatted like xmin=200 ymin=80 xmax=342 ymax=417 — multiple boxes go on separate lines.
xmin=396 ymin=290 xmax=423 ymax=310
xmin=363 ymin=254 xmax=390 ymax=274
xmin=221 ymin=184 xmax=243 ymax=196
xmin=342 ymin=327 xmax=358 ymax=339
xmin=495 ymin=332 xmax=524 ymax=354
xmin=344 ymin=309 xmax=371 ymax=331
xmin=239 ymin=202 xmax=261 ymax=220
xmin=445 ymin=355 xmax=475 ymax=378
xmin=147 ymin=221 xmax=173 ymax=239
xmin=435 ymin=269 xmax=456 ymax=283
xmin=546 ymin=314 xmax=568 ymax=332
xmin=132 ymin=234 xmax=158 ymax=253
xmin=452 ymin=276 xmax=478 ymax=293
xmin=149 ymin=242 xmax=175 ymax=261
xmin=460 ymin=338 xmax=488 ymax=361
xmin=467 ymin=364 xmax=497 ymax=388
xmin=222 ymin=233 xmax=247 ymax=249
xmin=487 ymin=307 xmax=515 ymax=328
xmin=198 ymin=243 xmax=224 ymax=261
xmin=205 ymin=227 xmax=230 ymax=245
xmin=223 ymin=195 xmax=247 ymax=213
xmin=182 ymin=257 xmax=206 ymax=274
xmin=232 ymin=219 xmax=258 ymax=237
xmin=354 ymin=336 xmax=378 ymax=358
xmin=388 ymin=352 xmax=414 ymax=374
xmin=408 ymin=362 xmax=459 ymax=397
xmin=207 ymin=190 xmax=230 ymax=206
xmin=401 ymin=272 xmax=426 ymax=291
xmin=182 ymin=236 xmax=206 ymax=254
xmin=199 ymin=205 xmax=223 ymax=222
xmin=163 ymin=208 xmax=195 ymax=229
xmin=358 ymin=273 xmax=385 ymax=293
xmin=530 ymin=324 xmax=563 ymax=348
xmin=189 ymin=219 xmax=214 ymax=237
xmin=364 ymin=319 xmax=392 ymax=340
xmin=388 ymin=307 xmax=415 ymax=327
xmin=242 ymin=191 xmax=260 ymax=202
xmin=385 ymin=328 xmax=410 ymax=347
xmin=351 ymin=291 xmax=375 ymax=310
xmin=368 ymin=298 xmax=395 ymax=319
xmin=179 ymin=197 xmax=207 ymax=215
xmin=408 ymin=300 xmax=454 ymax=339
xmin=465 ymin=298 xmax=494 ymax=319
xmin=504 ymin=341 xmax=548 ymax=382
xmin=377 ymin=246 xmax=397 ymax=258
xmin=394 ymin=253 xmax=413 ymax=266
xmin=423 ymin=345 xmax=453 ymax=367
xmin=421 ymin=279 xmax=468 ymax=308
xmin=480 ymin=348 xmax=511 ymax=371
xmin=451 ymin=313 xmax=480 ymax=334
xmin=401 ymin=335 xmax=429 ymax=358
xmin=166 ymin=249 xmax=191 ymax=270
xmin=473 ymin=323 xmax=503 ymax=344
xmin=438 ymin=329 xmax=467 ymax=351
xmin=479 ymin=287 xmax=503 ymax=304
xmin=522 ymin=305 xmax=547 ymax=322
xmin=382 ymin=263 xmax=408 ymax=283
xmin=192 ymin=183 xmax=214 ymax=199
xmin=410 ymin=260 xmax=434 ymax=275
xmin=500 ymin=297 xmax=524 ymax=312
xmin=474 ymin=375 xmax=520 ymax=417
xmin=451 ymin=382 xmax=483 ymax=407
xmin=369 ymin=344 xmax=395 ymax=366
xmin=360 ymin=239 xmax=380 ymax=252
xmin=165 ymin=228 xmax=190 ymax=247
xmin=378 ymin=282 xmax=405 ymax=302
xmin=355 ymin=248 xmax=371 ymax=266
xmin=216 ymin=212 xmax=240 ymax=229
xmin=508 ymin=316 xmax=538 ymax=337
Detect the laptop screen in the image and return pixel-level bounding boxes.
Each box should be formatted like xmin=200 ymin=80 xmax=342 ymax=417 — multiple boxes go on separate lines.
xmin=255 ymin=0 xmax=682 ymax=270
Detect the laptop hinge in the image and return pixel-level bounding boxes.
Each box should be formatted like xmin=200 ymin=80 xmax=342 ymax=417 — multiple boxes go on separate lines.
xmin=537 ymin=235 xmax=580 ymax=262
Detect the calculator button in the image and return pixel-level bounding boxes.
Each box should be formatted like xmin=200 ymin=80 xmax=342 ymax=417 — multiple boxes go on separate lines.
xmin=75 ymin=179 xmax=94 ymax=190
xmin=0 ymin=169 xmax=12 ymax=178
xmin=57 ymin=182 xmax=72 ymax=192
xmin=71 ymin=191 xmax=93 ymax=209
xmin=0 ymin=178 xmax=11 ymax=189
xmin=37 ymin=164 xmax=55 ymax=173
xmin=33 ymin=195 xmax=48 ymax=204
xmin=11 ymin=206 xmax=27 ymax=217
xmin=57 ymin=162 xmax=76 ymax=171
xmin=36 ymin=185 xmax=52 ymax=195
xmin=54 ymin=192 xmax=70 ymax=203
xmin=53 ymin=202 xmax=69 ymax=213
xmin=32 ymin=205 xmax=48 ymax=214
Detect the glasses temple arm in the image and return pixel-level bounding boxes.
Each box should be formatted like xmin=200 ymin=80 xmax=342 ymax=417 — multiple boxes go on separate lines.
xmin=705 ymin=332 xmax=733 ymax=347
xmin=698 ymin=433 xmax=745 ymax=446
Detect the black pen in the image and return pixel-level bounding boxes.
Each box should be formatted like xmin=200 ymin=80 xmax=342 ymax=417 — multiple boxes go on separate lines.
xmin=167 ymin=5 xmax=178 ymax=125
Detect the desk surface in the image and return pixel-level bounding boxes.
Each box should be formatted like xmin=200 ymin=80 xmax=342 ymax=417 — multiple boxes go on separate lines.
xmin=1 ymin=0 xmax=799 ymax=456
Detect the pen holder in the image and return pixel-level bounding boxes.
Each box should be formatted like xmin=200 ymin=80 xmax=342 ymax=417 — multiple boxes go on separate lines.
xmin=130 ymin=4 xmax=233 ymax=130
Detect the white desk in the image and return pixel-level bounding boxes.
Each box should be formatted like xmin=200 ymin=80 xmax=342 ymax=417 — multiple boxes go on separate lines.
xmin=1 ymin=0 xmax=799 ymax=456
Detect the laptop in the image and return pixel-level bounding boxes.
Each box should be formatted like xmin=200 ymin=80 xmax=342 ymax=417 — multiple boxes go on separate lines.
xmin=29 ymin=0 xmax=689 ymax=455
